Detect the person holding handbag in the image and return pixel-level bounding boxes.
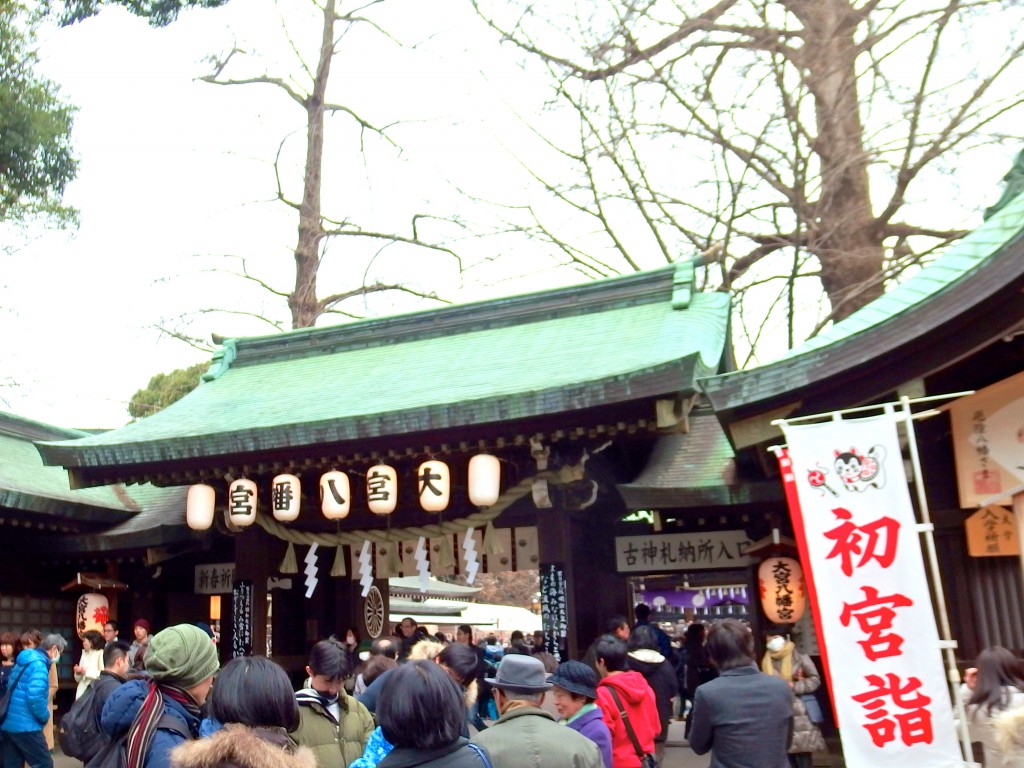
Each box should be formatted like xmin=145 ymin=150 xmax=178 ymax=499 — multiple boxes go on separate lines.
xmin=760 ymin=627 xmax=825 ymax=768
xmin=0 ymin=629 xmax=53 ymax=768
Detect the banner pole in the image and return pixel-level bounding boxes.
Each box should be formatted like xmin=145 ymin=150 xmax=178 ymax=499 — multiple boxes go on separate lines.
xmin=896 ymin=397 xmax=976 ymax=766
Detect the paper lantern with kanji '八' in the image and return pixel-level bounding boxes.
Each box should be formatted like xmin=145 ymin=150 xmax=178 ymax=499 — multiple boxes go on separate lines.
xmin=320 ymin=471 xmax=351 ymax=520
xmin=468 ymin=454 xmax=501 ymax=507
xmin=367 ymin=464 xmax=397 ymax=515
xmin=76 ymin=593 xmax=109 ymax=638
xmin=271 ymin=474 xmax=301 ymax=522
xmin=418 ymin=460 xmax=450 ymax=512
xmin=758 ymin=556 xmax=806 ymax=625
xmin=186 ymin=484 xmax=216 ymax=530
xmin=226 ymin=478 xmax=258 ymax=528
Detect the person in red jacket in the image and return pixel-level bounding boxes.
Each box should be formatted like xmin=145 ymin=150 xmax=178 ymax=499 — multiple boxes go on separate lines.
xmin=593 ymin=635 xmax=659 ymax=768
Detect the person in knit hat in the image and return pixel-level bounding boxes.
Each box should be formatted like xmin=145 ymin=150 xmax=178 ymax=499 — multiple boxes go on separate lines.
xmin=128 ymin=619 xmax=152 ymax=669
xmin=99 ymin=624 xmax=220 ymax=768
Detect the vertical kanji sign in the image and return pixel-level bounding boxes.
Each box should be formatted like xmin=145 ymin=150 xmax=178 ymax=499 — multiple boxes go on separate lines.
xmin=780 ymin=415 xmax=961 ymax=768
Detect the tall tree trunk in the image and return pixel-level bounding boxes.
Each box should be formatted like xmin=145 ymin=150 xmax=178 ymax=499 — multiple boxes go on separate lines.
xmin=788 ymin=0 xmax=883 ymax=321
xmin=289 ymin=0 xmax=335 ymax=330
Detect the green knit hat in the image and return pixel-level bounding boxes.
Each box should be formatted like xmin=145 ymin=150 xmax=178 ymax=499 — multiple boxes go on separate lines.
xmin=145 ymin=624 xmax=220 ymax=689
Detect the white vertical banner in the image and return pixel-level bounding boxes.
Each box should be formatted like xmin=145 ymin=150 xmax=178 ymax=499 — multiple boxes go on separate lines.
xmin=780 ymin=414 xmax=962 ymax=768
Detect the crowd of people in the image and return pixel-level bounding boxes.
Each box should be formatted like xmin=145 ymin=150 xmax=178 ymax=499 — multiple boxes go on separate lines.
xmin=1 ymin=608 xmax=1020 ymax=768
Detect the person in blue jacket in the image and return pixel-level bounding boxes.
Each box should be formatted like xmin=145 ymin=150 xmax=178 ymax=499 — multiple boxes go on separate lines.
xmin=1 ymin=628 xmax=53 ymax=768
xmin=98 ymin=624 xmax=220 ymax=768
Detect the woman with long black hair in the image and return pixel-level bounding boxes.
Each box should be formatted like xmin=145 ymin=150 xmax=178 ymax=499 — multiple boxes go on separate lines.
xmin=965 ymin=646 xmax=1024 ymax=768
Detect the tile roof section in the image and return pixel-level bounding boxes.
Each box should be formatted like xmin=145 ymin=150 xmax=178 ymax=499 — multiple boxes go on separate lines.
xmin=40 ymin=263 xmax=731 ymax=475
xmin=701 ymin=189 xmax=1024 ymax=414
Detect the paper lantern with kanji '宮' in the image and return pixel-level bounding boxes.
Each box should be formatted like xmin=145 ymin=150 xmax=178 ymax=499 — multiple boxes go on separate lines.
xmin=418 ymin=460 xmax=450 ymax=512
xmin=186 ymin=484 xmax=216 ymax=530
xmin=76 ymin=593 xmax=109 ymax=638
xmin=227 ymin=478 xmax=258 ymax=528
xmin=758 ymin=556 xmax=806 ymax=625
xmin=367 ymin=465 xmax=397 ymax=515
xmin=271 ymin=474 xmax=301 ymax=522
xmin=468 ymin=454 xmax=500 ymax=507
xmin=320 ymin=471 xmax=351 ymax=520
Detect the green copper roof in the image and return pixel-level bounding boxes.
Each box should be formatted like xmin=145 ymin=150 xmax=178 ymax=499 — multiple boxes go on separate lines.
xmin=0 ymin=412 xmax=175 ymax=525
xmin=783 ymin=188 xmax=1024 ymax=356
xmin=40 ymin=263 xmax=731 ymax=479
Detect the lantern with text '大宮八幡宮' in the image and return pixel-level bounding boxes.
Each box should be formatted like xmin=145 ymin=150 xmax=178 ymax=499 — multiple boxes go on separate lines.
xmin=367 ymin=464 xmax=397 ymax=515
xmin=186 ymin=484 xmax=216 ymax=530
xmin=76 ymin=593 xmax=109 ymax=638
xmin=418 ymin=460 xmax=450 ymax=512
xmin=320 ymin=471 xmax=351 ymax=519
xmin=227 ymin=478 xmax=258 ymax=528
xmin=758 ymin=556 xmax=806 ymax=624
xmin=468 ymin=454 xmax=500 ymax=507
xmin=271 ymin=474 xmax=301 ymax=522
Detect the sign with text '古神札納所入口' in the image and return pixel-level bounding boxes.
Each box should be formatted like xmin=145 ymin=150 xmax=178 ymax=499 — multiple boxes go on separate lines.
xmin=780 ymin=414 xmax=961 ymax=768
xmin=614 ymin=530 xmax=754 ymax=572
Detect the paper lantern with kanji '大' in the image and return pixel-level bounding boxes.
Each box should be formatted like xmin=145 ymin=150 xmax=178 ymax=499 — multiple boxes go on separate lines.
xmin=758 ymin=557 xmax=806 ymax=625
xmin=186 ymin=484 xmax=216 ymax=530
xmin=418 ymin=460 xmax=450 ymax=512
xmin=271 ymin=474 xmax=301 ymax=522
xmin=226 ymin=478 xmax=258 ymax=528
xmin=320 ymin=471 xmax=351 ymax=520
xmin=76 ymin=593 xmax=109 ymax=638
xmin=468 ymin=454 xmax=500 ymax=507
xmin=367 ymin=465 xmax=397 ymax=515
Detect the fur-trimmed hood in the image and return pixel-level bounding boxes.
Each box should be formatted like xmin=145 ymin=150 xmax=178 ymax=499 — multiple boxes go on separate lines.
xmin=171 ymin=724 xmax=316 ymax=768
xmin=995 ymin=705 xmax=1024 ymax=756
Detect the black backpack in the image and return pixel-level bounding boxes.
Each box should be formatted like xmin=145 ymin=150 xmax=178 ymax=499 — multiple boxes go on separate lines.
xmin=85 ymin=713 xmax=191 ymax=768
xmin=57 ymin=684 xmax=106 ymax=760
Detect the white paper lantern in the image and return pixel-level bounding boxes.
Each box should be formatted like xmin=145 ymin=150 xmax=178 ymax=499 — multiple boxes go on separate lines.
xmin=320 ymin=471 xmax=351 ymax=519
xmin=186 ymin=484 xmax=216 ymax=530
xmin=227 ymin=478 xmax=258 ymax=528
xmin=271 ymin=474 xmax=301 ymax=522
xmin=468 ymin=454 xmax=501 ymax=507
xmin=418 ymin=460 xmax=450 ymax=512
xmin=758 ymin=556 xmax=806 ymax=625
xmin=76 ymin=593 xmax=109 ymax=638
xmin=367 ymin=464 xmax=397 ymax=515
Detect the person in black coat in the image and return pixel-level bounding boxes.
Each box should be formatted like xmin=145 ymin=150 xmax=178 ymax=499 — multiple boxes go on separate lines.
xmin=689 ymin=619 xmax=793 ymax=768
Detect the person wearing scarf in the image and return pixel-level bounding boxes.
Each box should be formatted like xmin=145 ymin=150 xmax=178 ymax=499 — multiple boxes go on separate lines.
xmin=760 ymin=628 xmax=825 ymax=768
xmin=98 ymin=624 xmax=220 ymax=768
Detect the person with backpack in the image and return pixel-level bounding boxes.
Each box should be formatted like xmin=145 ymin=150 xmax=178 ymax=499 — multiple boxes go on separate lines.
xmin=59 ymin=641 xmax=131 ymax=763
xmin=95 ymin=624 xmax=219 ymax=768
xmin=0 ymin=629 xmax=52 ymax=768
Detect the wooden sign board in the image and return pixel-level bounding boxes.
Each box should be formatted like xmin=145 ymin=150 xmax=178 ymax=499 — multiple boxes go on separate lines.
xmin=965 ymin=504 xmax=1020 ymax=557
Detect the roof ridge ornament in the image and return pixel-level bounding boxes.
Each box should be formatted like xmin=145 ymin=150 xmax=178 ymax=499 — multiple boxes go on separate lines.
xmin=671 ymin=260 xmax=696 ymax=309
xmin=202 ymin=339 xmax=238 ymax=382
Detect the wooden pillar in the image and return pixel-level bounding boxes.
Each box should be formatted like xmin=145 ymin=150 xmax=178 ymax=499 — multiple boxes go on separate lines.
xmin=233 ymin=527 xmax=276 ymax=656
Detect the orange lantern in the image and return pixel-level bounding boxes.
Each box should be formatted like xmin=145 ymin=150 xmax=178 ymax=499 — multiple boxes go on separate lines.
xmin=320 ymin=471 xmax=351 ymax=519
xmin=418 ymin=460 xmax=450 ymax=512
xmin=758 ymin=556 xmax=806 ymax=625
xmin=186 ymin=484 xmax=216 ymax=530
xmin=226 ymin=478 xmax=258 ymax=528
xmin=468 ymin=454 xmax=500 ymax=507
xmin=367 ymin=464 xmax=397 ymax=515
xmin=271 ymin=474 xmax=301 ymax=522
xmin=76 ymin=593 xmax=109 ymax=638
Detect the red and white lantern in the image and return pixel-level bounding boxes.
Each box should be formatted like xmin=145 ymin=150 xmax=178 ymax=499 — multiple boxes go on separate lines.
xmin=367 ymin=464 xmax=397 ymax=515
xmin=271 ymin=474 xmax=301 ymax=522
xmin=320 ymin=471 xmax=351 ymax=519
xmin=468 ymin=454 xmax=500 ymax=507
xmin=758 ymin=556 xmax=806 ymax=625
xmin=418 ymin=460 xmax=450 ymax=512
xmin=76 ymin=593 xmax=109 ymax=638
xmin=226 ymin=478 xmax=258 ymax=528
xmin=186 ymin=484 xmax=216 ymax=530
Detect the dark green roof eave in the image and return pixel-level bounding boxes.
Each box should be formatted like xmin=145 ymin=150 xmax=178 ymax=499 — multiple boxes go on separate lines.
xmin=40 ymin=357 xmax=710 ymax=474
xmin=0 ymin=489 xmax=130 ymax=525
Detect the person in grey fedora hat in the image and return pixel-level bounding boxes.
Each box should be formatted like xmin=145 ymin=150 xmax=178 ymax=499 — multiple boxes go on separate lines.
xmin=550 ymin=661 xmax=612 ymax=768
xmin=472 ymin=655 xmax=602 ymax=768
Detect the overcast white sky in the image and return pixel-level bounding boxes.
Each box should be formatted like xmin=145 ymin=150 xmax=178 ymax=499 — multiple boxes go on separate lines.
xmin=2 ymin=0 xmax=577 ymax=428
